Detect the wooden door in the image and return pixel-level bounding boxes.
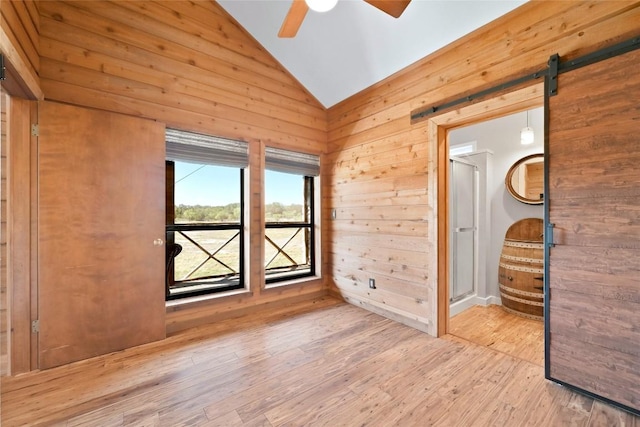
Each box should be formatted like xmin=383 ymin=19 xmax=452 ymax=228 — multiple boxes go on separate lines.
xmin=546 ymin=48 xmax=640 ymax=414
xmin=38 ymin=102 xmax=166 ymax=369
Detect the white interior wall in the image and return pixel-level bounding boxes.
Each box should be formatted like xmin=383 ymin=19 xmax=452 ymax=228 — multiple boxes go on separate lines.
xmin=449 ymin=107 xmax=544 ymax=300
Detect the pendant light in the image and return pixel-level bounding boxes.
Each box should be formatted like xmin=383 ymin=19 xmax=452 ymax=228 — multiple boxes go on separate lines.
xmin=520 ymin=110 xmax=534 ymax=145
xmin=305 ymin=0 xmax=338 ymax=12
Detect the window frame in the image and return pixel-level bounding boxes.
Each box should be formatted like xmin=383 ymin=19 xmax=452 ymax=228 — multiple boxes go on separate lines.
xmin=165 ymin=163 xmax=245 ymax=301
xmin=264 ymin=174 xmax=316 ymax=284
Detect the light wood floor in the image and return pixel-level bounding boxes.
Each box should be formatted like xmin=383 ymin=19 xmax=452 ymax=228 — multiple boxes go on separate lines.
xmin=1 ymin=297 xmax=638 ymax=426
xmin=449 ymin=304 xmax=545 ymax=367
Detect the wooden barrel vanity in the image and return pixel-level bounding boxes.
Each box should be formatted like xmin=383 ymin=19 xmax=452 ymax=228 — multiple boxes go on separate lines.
xmin=498 ymin=218 xmax=544 ymax=321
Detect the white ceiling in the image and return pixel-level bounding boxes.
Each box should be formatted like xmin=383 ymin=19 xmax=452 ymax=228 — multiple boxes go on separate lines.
xmin=217 ymin=0 xmax=526 ymax=108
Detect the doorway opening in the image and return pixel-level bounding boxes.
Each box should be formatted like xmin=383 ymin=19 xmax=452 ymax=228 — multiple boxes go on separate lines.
xmin=446 ymin=108 xmax=545 ymax=366
xmin=431 ymin=83 xmax=544 ymax=363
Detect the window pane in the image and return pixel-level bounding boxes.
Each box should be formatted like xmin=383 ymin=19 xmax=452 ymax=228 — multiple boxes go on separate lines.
xmin=450 ymin=141 xmax=476 ymax=156
xmin=264 ymin=170 xmax=314 ymax=283
xmin=265 ymin=228 xmax=309 ymax=268
xmin=174 ymin=161 xmax=240 ymax=223
xmin=170 ymin=229 xmax=241 ymax=296
xmin=265 ymin=170 xmax=305 ymax=223
xmin=166 ymin=160 xmax=243 ymax=300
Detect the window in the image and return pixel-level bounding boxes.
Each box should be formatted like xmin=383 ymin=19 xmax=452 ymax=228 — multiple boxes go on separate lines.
xmin=450 ymin=141 xmax=476 ymax=157
xmin=165 ymin=129 xmax=248 ymax=300
xmin=264 ymin=147 xmax=320 ymax=284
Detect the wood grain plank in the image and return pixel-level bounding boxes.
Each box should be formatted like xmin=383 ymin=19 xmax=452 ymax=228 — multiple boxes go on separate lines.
xmin=549 ymin=157 xmax=640 ymax=200
xmin=550 ymin=197 xmax=640 ymax=248
xmin=329 ymin=230 xmax=427 ymax=253
xmin=550 ymin=288 xmax=639 ymax=356
xmin=331 ymin=204 xmax=431 ymax=221
xmin=549 ymin=245 xmax=640 ymax=302
xmin=2 ymin=2 xmax=39 ymax=73
xmin=330 ymin=172 xmax=428 ymax=196
xmin=324 ymin=187 xmax=427 ymax=208
xmin=11 ymin=1 xmax=39 ymax=67
xmin=329 ymin=153 xmax=428 ymax=185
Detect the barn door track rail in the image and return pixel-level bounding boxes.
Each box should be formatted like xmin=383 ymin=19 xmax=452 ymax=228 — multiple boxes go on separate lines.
xmin=410 ymin=34 xmax=640 ymax=122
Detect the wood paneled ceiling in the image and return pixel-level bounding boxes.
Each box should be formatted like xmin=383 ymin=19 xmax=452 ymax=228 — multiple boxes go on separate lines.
xmin=217 ymin=0 xmax=526 ymax=108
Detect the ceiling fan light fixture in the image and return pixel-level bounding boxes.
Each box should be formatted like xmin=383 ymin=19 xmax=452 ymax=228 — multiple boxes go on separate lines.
xmin=305 ymin=0 xmax=338 ymax=13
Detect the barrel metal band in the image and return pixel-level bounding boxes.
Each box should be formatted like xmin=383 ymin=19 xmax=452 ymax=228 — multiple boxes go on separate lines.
xmin=499 ymin=262 xmax=544 ymax=274
xmin=501 ymin=254 xmax=543 ymax=264
xmin=504 ymin=240 xmax=544 ymax=249
xmin=500 ymin=291 xmax=545 ymax=307
xmin=500 ymin=284 xmax=544 ymax=299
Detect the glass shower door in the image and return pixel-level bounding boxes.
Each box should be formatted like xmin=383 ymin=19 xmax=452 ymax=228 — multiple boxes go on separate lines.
xmin=449 ymin=158 xmax=477 ymax=302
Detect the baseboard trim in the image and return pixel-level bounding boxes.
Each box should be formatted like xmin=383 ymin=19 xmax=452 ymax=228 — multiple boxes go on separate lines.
xmin=450 ymin=294 xmax=501 ymax=317
xmin=333 ymin=288 xmax=433 ymax=336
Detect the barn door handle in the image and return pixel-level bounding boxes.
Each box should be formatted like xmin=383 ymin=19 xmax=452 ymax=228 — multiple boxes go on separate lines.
xmin=546 ymin=223 xmax=555 ymax=247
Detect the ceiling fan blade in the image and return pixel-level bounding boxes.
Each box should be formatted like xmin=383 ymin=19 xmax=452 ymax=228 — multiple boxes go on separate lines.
xmin=363 ymin=0 xmax=411 ymax=18
xmin=278 ymin=0 xmax=309 ymax=38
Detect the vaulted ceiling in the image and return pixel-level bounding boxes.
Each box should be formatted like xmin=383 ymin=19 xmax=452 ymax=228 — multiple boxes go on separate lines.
xmin=217 ymin=0 xmax=526 ymax=107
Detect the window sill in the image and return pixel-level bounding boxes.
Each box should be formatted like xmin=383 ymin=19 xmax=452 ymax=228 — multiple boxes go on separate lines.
xmin=264 ymin=275 xmax=322 ymax=290
xmin=165 ymin=288 xmax=251 ymax=310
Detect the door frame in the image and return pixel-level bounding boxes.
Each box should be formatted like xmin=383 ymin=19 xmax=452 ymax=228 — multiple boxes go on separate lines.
xmin=433 ymin=83 xmax=545 ymax=337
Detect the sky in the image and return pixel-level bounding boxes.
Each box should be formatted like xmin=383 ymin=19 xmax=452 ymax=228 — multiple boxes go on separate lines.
xmin=174 ymin=161 xmax=303 ymax=206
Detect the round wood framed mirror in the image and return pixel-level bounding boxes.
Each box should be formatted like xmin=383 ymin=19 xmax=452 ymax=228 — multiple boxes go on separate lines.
xmin=505 ymin=153 xmax=544 ymax=204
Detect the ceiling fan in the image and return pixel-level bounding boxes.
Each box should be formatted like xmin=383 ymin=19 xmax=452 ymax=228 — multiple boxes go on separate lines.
xmin=278 ymin=0 xmax=412 ymax=38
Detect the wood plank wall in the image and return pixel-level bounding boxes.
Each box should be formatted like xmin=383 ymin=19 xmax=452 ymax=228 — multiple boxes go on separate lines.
xmin=38 ymin=1 xmax=326 ymax=149
xmin=326 ymin=1 xmax=640 ymax=335
xmin=0 ymin=0 xmax=41 ymax=98
xmin=36 ymin=1 xmax=329 ymax=335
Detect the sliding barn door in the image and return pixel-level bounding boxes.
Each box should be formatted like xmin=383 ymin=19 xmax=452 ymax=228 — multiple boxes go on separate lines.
xmin=546 ymin=48 xmax=640 ymax=414
xmin=38 ymin=102 xmax=166 ymax=369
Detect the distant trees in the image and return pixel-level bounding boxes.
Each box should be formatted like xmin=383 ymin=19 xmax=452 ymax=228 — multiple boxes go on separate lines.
xmin=175 ymin=204 xmax=240 ymax=222
xmin=175 ymin=202 xmax=304 ymax=223
xmin=265 ymin=202 xmax=306 ymax=222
